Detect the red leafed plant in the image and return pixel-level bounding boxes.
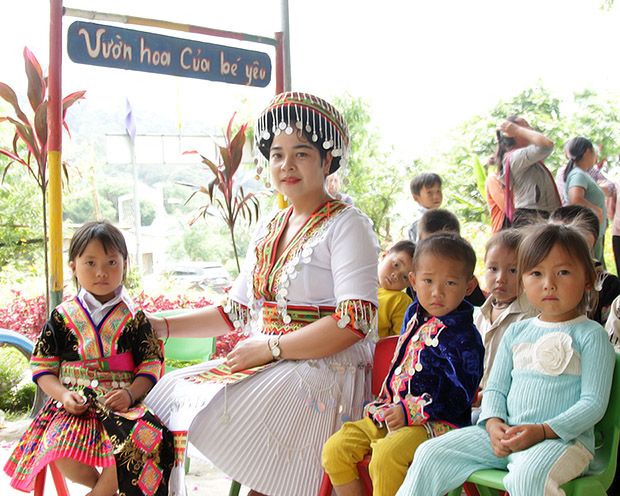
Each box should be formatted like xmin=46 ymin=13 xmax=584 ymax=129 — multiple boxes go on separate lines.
xmin=0 ymin=47 xmax=85 ymax=307
xmin=0 ymin=291 xmax=49 ymax=342
xmin=0 ymin=290 xmax=244 ymax=358
xmin=179 ymin=113 xmax=261 ymax=272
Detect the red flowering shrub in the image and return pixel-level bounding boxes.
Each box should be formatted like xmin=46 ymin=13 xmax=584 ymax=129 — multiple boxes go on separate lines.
xmin=0 ymin=291 xmax=49 ymax=342
xmin=0 ymin=290 xmax=245 ymax=358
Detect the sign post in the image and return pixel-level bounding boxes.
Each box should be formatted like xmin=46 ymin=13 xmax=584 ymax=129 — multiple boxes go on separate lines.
xmin=48 ymin=0 xmax=63 ymax=313
xmin=47 ymin=7 xmax=284 ymax=310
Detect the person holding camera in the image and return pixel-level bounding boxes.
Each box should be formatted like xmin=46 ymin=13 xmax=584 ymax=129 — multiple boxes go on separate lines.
xmin=491 ymin=116 xmax=561 ymax=227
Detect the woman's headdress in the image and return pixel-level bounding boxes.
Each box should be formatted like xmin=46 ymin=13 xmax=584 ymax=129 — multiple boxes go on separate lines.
xmin=254 ymin=92 xmax=351 ymax=180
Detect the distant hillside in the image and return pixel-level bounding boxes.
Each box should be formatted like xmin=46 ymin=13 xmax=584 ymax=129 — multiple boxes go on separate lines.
xmin=64 ymin=97 xmax=224 ymax=186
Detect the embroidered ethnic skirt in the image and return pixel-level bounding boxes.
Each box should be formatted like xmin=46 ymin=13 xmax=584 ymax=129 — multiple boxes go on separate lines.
xmin=4 ymin=381 xmax=173 ymax=496
xmin=144 ymin=337 xmax=373 ymax=496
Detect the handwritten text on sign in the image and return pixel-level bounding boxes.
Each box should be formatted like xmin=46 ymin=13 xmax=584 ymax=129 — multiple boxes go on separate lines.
xmin=67 ymin=21 xmax=271 ymax=87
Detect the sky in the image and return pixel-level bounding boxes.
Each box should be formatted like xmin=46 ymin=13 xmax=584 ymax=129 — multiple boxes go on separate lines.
xmin=2 ymin=0 xmax=620 ymax=160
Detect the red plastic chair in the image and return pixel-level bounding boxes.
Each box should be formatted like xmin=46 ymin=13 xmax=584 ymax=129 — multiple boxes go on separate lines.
xmin=34 ymin=462 xmax=71 ymax=496
xmin=318 ymin=336 xmax=482 ymax=496
xmin=318 ymin=335 xmax=399 ymax=495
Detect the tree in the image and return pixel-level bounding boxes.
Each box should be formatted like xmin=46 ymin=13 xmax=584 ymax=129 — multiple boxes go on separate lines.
xmin=332 ymin=93 xmax=412 ymax=242
xmin=0 ymin=161 xmax=44 ymax=273
xmin=166 ymin=217 xmax=250 ymax=277
xmin=0 ymin=47 xmax=84 ymax=304
xmin=566 ymin=89 xmax=620 ymax=163
xmin=426 ymin=82 xmax=620 ymax=224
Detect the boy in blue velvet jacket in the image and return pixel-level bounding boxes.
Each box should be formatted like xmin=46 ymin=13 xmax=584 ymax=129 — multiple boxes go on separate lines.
xmin=322 ymin=233 xmax=484 ymax=496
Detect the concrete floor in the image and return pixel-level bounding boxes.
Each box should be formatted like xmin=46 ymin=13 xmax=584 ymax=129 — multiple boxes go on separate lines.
xmin=0 ymin=419 xmax=250 ymax=495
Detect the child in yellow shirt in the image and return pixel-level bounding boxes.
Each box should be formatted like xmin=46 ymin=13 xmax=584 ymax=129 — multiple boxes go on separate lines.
xmin=377 ymin=240 xmax=415 ymax=338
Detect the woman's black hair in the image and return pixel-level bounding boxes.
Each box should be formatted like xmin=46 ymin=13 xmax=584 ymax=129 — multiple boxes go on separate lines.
xmin=491 ymin=115 xmax=520 ymax=174
xmin=563 ymin=136 xmax=594 ymax=181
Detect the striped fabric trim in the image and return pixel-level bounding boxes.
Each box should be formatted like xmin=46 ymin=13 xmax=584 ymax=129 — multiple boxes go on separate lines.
xmin=31 ymin=356 xmax=61 ymax=380
xmin=135 ymin=359 xmax=162 ymax=383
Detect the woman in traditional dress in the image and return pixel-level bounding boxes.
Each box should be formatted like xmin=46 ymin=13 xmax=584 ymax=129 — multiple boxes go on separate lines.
xmin=145 ymin=92 xmax=380 ymax=496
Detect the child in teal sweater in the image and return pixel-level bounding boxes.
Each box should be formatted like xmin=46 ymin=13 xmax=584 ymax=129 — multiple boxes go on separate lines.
xmin=397 ymin=222 xmax=615 ymax=496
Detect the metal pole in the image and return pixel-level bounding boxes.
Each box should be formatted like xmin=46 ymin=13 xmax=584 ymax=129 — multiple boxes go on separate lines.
xmin=63 ymin=8 xmax=279 ymax=47
xmin=49 ymin=0 xmax=64 ymax=312
xmin=275 ymin=32 xmax=284 ymax=94
xmin=274 ymin=32 xmax=286 ymax=209
xmin=130 ymin=138 xmax=143 ymax=276
xmin=280 ymin=0 xmax=292 ymax=90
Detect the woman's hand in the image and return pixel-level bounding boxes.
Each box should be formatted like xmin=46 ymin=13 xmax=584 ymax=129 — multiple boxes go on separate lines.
xmin=103 ymin=388 xmax=132 ymax=413
xmin=501 ymin=423 xmax=545 ymax=453
xmin=498 ymin=118 xmax=553 ymax=148
xmin=226 ymin=338 xmax=273 ymax=373
xmin=146 ymin=315 xmax=168 ymax=339
xmin=61 ymin=390 xmax=88 ymax=416
xmin=599 ymin=182 xmax=611 ymax=197
xmin=498 ymin=120 xmax=519 ymax=138
xmin=384 ymin=405 xmax=406 ymax=431
xmin=486 ymin=417 xmax=512 ymax=458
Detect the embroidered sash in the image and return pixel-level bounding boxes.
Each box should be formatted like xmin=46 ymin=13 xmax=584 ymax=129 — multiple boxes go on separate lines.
xmin=262 ymin=302 xmax=336 ymax=334
xmin=184 ymin=363 xmax=273 ymax=386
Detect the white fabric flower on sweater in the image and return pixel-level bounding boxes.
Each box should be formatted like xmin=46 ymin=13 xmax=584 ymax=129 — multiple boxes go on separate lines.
xmin=534 ymin=332 xmax=574 ymax=376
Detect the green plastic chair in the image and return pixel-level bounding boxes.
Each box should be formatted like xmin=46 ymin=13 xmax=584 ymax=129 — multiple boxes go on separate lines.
xmin=155 ymin=309 xmax=216 ymax=373
xmin=448 ymin=353 xmax=620 ymax=496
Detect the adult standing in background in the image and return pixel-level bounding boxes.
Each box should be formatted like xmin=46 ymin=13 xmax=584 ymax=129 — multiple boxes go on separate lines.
xmin=492 ymin=116 xmax=561 ymax=227
xmin=484 ymin=167 xmax=506 ymax=234
xmin=326 ymin=171 xmax=354 ymax=206
xmin=563 ymin=136 xmax=607 ymax=264
xmin=555 ymin=144 xmax=615 ymax=204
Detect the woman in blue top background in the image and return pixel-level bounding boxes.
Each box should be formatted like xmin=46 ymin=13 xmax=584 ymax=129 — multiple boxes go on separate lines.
xmin=564 ymin=136 xmax=607 ymax=264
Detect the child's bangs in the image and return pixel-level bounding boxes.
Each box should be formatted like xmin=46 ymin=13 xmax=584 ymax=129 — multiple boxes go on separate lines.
xmin=518 ymin=224 xmax=595 ymax=282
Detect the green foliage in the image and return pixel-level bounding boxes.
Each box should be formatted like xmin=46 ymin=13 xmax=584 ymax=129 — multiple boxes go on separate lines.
xmin=166 ymin=218 xmax=249 ymax=277
xmin=140 ymin=199 xmax=157 ymax=226
xmin=13 ymin=382 xmax=36 ymax=412
xmin=63 ymin=175 xmax=158 ymax=226
xmin=567 ymin=89 xmax=620 ymax=162
xmin=0 ymin=162 xmax=44 ymax=272
xmin=63 ymin=182 xmax=117 ymax=223
xmin=0 ymin=346 xmax=32 ymax=413
xmin=165 ymin=358 xmax=201 ymax=369
xmin=431 ymin=83 xmax=620 ymax=223
xmin=331 ymin=92 xmax=412 ymax=242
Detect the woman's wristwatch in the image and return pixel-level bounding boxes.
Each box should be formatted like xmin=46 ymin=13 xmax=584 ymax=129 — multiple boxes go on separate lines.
xmin=268 ymin=336 xmax=282 ymax=360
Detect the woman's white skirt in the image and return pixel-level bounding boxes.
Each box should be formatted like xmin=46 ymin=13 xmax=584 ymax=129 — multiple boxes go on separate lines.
xmin=145 ymin=338 xmax=373 ymax=496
